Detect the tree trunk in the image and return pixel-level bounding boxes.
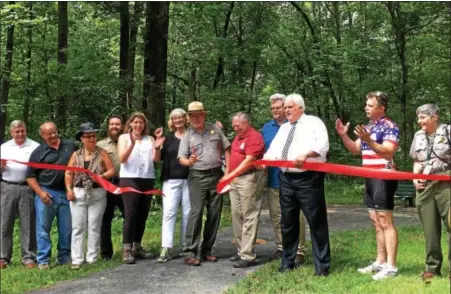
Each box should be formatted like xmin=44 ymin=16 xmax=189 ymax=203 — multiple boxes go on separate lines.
xmin=0 ymin=7 xmax=14 ymax=142
xmin=188 ymin=66 xmax=197 ymax=102
xmin=387 ymin=2 xmax=408 ymax=160
xmin=212 ymin=2 xmax=234 ymax=90
xmin=126 ymin=1 xmax=142 ymax=109
xmin=55 ymin=1 xmax=68 ymax=132
xmin=143 ymin=2 xmax=169 ymax=128
xmin=119 ymin=2 xmax=129 ymax=113
xmin=23 ymin=1 xmax=33 ymax=129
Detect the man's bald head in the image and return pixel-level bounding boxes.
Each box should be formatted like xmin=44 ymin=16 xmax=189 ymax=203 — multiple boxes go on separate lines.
xmin=39 ymin=122 xmax=59 ymax=146
xmin=39 ymin=122 xmax=57 ymax=135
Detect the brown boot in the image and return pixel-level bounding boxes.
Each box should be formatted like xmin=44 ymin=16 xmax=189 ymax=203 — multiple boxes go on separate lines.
xmin=123 ymin=249 xmax=135 ymax=264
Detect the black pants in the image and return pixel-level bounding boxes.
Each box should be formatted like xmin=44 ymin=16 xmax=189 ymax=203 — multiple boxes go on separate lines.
xmin=100 ymin=179 xmax=125 ymax=258
xmin=279 ymin=171 xmax=331 ymax=272
xmin=120 ymin=178 xmax=154 ymax=245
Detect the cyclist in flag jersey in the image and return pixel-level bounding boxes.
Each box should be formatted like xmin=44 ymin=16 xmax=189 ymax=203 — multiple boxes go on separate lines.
xmin=335 ymin=91 xmax=400 ymax=280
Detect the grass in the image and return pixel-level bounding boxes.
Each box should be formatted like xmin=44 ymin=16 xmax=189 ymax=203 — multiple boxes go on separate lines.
xmin=226 ymin=226 xmax=450 ymax=294
xmin=325 ymin=177 xmax=365 ymax=205
xmin=0 ymin=200 xmax=232 ymax=294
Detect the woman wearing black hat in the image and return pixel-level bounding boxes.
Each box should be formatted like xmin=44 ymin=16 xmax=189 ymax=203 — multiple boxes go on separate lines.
xmin=65 ymin=122 xmax=115 ymax=269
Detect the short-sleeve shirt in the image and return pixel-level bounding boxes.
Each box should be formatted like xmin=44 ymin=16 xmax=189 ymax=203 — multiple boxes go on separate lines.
xmin=26 ymin=139 xmax=78 ymax=190
xmin=178 ymin=123 xmax=231 ymax=170
xmin=161 ymin=133 xmax=189 ymax=182
xmin=97 ymin=137 xmax=120 ymax=177
xmin=361 ymin=117 xmax=400 ymax=169
xmin=261 ymin=119 xmax=286 ymax=188
xmin=409 ymin=123 xmax=450 ymax=172
xmin=229 ymin=127 xmax=264 ymax=172
xmin=1 ymin=138 xmax=40 ymax=182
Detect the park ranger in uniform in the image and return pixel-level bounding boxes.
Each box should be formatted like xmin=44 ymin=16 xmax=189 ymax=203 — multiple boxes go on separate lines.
xmin=410 ymin=103 xmax=451 ymax=282
xmin=178 ymin=101 xmax=231 ymax=266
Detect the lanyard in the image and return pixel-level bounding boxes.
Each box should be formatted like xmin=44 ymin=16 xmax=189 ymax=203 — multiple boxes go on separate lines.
xmin=425 ymin=134 xmax=436 ymax=162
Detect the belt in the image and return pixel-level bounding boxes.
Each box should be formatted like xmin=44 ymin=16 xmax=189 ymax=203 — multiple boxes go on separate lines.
xmin=192 ymin=167 xmax=222 ymax=173
xmin=238 ymin=169 xmax=256 ymax=177
xmin=1 ymin=180 xmax=28 ymax=186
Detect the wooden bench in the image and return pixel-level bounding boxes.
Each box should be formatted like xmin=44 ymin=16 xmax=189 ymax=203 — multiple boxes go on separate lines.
xmin=394 ymin=181 xmax=415 ymax=207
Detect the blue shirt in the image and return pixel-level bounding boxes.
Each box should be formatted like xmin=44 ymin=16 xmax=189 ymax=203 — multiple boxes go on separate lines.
xmin=261 ymin=119 xmax=287 ymax=188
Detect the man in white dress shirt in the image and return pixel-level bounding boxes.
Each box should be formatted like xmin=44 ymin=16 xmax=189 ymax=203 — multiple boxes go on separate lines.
xmin=0 ymin=120 xmax=40 ymax=269
xmin=263 ymin=93 xmax=331 ymax=276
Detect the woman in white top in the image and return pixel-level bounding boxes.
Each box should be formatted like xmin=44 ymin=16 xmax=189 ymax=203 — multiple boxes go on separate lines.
xmin=118 ymin=112 xmax=164 ymax=264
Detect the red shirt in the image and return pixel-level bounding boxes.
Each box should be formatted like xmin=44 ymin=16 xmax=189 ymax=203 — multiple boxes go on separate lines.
xmin=229 ymin=127 xmax=265 ymax=172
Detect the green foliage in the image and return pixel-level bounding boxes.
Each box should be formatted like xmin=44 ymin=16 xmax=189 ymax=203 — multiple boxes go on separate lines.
xmin=2 ymin=1 xmax=450 ymax=167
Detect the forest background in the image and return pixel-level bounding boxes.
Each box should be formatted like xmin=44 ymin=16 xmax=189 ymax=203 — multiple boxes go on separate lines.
xmin=1 ymin=1 xmax=450 ymax=171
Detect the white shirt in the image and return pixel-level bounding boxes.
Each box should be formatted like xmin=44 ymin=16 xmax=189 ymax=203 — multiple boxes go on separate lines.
xmin=1 ymin=138 xmax=40 ymax=182
xmin=119 ymin=134 xmax=156 ymax=179
xmin=263 ymin=114 xmax=329 ymax=173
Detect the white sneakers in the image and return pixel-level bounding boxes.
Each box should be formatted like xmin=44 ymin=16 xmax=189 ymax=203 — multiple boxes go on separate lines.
xmin=371 ymin=266 xmax=398 ymax=280
xmin=357 ymin=262 xmax=398 ymax=280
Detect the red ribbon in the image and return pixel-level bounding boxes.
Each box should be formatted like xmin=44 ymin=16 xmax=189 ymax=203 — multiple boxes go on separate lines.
xmin=217 ymin=160 xmax=451 ymax=193
xmin=1 ymin=159 xmax=163 ymax=196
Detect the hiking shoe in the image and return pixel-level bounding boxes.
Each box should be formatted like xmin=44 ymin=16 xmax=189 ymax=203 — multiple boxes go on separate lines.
xmin=233 ymin=259 xmax=257 ymax=268
xmin=229 ymin=254 xmax=241 ymax=262
xmin=357 ymin=261 xmax=384 ymax=274
xmin=372 ymin=267 xmax=398 ymax=280
xmin=157 ymin=248 xmax=171 ymax=263
xmin=123 ymin=249 xmax=135 ymax=264
xmin=271 ymin=250 xmax=283 ymax=260
xmin=71 ymin=264 xmax=81 ymax=270
xmin=38 ymin=264 xmax=50 ymax=270
xmin=133 ymin=247 xmax=155 ymax=260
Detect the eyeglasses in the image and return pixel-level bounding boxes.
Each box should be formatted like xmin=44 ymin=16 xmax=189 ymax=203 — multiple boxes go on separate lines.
xmin=82 ymin=134 xmax=96 ymax=139
xmin=271 ymin=106 xmax=283 ymax=111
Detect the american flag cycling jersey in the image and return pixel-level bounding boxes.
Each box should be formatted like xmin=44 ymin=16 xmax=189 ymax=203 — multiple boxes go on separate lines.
xmin=361 ymin=117 xmax=399 ymax=169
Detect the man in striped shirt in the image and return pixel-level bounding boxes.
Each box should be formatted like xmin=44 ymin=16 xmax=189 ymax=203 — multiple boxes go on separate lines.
xmin=335 ymin=91 xmax=400 ymax=281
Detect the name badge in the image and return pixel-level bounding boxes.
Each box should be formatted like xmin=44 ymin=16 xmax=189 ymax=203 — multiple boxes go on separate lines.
xmin=240 ymin=142 xmax=246 ymax=150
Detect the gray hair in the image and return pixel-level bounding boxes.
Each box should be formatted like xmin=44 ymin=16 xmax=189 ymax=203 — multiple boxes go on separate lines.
xmin=232 ymin=111 xmax=251 ymax=123
xmin=270 ymin=93 xmax=286 ymax=103
xmin=9 ymin=120 xmax=26 ymax=131
xmin=285 ymin=93 xmax=306 ymax=110
xmin=39 ymin=122 xmax=57 ymax=136
xmin=416 ymin=104 xmax=439 ymax=117
xmin=169 ymin=108 xmax=187 ymax=119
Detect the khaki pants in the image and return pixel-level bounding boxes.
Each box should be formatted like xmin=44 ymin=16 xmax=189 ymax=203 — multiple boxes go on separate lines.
xmin=268 ymin=187 xmax=306 ymax=255
xmin=230 ymin=170 xmax=265 ymax=261
xmin=416 ymin=171 xmax=451 ymax=274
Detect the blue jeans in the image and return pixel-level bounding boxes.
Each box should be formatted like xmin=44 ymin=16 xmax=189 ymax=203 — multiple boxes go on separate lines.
xmin=35 ymin=187 xmax=72 ymax=265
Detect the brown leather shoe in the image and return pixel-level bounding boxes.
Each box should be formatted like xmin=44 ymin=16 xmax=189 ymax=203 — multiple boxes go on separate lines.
xmin=271 ymin=250 xmax=283 ymax=260
xmin=420 ymin=271 xmax=440 ymax=283
xmin=184 ymin=257 xmax=201 ymax=266
xmin=295 ymin=254 xmax=305 ymax=267
xmin=202 ymin=255 xmax=218 ymax=262
xmin=24 ymin=262 xmax=36 ymax=269
xmin=0 ymin=260 xmax=7 ymax=269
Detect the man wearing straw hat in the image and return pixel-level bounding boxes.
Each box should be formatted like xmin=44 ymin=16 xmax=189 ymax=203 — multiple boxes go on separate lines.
xmin=178 ymin=101 xmax=231 ymax=266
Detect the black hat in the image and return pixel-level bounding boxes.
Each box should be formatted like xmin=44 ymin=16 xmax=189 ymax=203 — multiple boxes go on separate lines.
xmin=75 ymin=122 xmax=100 ymax=141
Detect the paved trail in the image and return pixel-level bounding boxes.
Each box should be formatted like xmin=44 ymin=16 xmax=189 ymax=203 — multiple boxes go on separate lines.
xmin=30 ymin=205 xmax=420 ymax=294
